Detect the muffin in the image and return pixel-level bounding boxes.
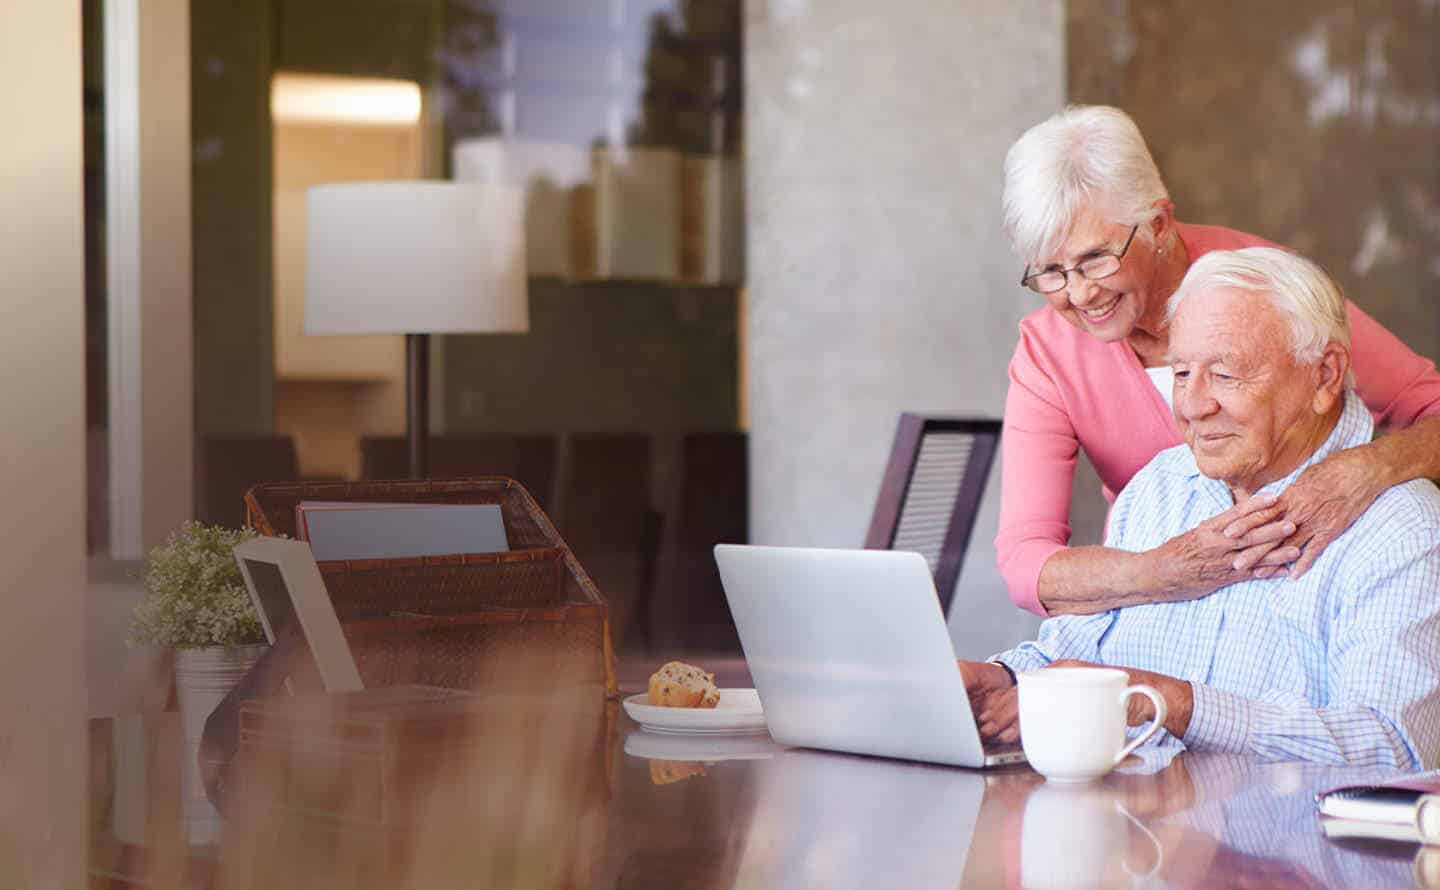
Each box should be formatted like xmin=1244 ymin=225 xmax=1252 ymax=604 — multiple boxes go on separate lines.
xmin=647 ymin=661 xmax=721 ymax=708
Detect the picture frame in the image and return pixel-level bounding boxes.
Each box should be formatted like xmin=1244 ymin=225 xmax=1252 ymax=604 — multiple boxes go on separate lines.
xmin=233 ymin=537 xmax=364 ymax=693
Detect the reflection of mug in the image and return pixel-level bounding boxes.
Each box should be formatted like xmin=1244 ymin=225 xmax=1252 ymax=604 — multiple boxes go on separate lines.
xmin=1021 ymin=784 xmax=1162 ymax=890
xmin=1017 ymin=667 xmax=1166 ymax=783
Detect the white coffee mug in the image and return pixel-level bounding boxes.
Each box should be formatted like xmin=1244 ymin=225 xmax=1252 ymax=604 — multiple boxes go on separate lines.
xmin=1016 ymin=666 xmax=1167 ymax=783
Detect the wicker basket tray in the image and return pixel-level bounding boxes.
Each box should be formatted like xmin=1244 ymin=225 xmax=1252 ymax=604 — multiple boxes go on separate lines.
xmin=319 ymin=549 xmax=571 ymax=617
xmin=245 ymin=477 xmax=617 ymax=697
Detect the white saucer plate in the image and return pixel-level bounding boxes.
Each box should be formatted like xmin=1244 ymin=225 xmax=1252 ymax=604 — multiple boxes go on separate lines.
xmin=621 ymin=688 xmax=766 ymax=735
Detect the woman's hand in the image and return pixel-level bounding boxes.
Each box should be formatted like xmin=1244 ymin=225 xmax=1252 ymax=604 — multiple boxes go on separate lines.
xmin=1037 ymin=494 xmax=1300 ymax=615
xmin=1149 ymin=493 xmax=1301 ymax=600
xmin=1260 ymin=446 xmax=1389 ymax=579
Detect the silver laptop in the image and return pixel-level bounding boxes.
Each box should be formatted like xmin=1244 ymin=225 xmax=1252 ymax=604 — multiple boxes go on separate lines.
xmin=714 ymin=544 xmax=1025 ymax=768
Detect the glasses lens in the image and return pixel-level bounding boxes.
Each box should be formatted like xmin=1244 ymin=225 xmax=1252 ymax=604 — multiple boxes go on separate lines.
xmin=1027 ymin=271 xmax=1067 ymax=294
xmin=1079 ymin=255 xmax=1121 ymax=281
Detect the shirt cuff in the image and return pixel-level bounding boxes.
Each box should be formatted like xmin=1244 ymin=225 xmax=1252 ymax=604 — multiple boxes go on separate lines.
xmin=988 ymin=644 xmax=1051 ymax=676
xmin=1182 ymin=682 xmax=1252 ymax=753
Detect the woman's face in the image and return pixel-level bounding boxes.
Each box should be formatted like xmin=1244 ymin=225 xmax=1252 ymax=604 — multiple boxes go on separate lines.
xmin=1030 ymin=207 xmax=1162 ymax=342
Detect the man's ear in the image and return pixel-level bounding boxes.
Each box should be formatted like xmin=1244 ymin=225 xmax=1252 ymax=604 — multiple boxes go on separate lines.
xmin=1311 ymin=342 xmax=1349 ymax=414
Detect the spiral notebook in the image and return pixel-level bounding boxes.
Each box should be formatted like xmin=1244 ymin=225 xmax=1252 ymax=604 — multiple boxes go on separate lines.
xmin=1316 ymin=770 xmax=1440 ymax=845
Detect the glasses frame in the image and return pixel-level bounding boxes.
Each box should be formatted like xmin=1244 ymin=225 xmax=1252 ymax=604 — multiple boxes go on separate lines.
xmin=1020 ymin=225 xmax=1140 ymax=294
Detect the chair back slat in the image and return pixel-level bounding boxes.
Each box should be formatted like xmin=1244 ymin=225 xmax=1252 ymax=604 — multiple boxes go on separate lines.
xmin=865 ymin=415 xmax=1001 ymax=616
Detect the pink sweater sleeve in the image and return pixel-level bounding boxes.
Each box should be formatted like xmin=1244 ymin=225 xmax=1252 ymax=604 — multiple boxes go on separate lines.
xmin=995 ymin=324 xmax=1077 ymax=615
xmin=1347 ymin=301 xmax=1440 ymax=427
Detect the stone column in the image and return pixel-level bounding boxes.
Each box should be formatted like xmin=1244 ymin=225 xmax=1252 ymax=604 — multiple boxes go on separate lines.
xmin=106 ymin=0 xmax=195 ymax=556
xmin=745 ymin=1 xmax=1063 ymax=652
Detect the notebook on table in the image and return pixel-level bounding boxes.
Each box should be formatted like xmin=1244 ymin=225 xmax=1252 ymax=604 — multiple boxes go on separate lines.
xmin=1316 ymin=770 xmax=1440 ymax=845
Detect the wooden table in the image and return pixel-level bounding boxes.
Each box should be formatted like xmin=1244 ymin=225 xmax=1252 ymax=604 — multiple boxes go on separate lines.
xmin=89 ymin=658 xmax=1425 ymax=888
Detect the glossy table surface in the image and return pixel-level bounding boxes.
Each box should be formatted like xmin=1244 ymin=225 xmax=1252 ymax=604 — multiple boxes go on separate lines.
xmin=89 ymin=658 xmax=1432 ymax=889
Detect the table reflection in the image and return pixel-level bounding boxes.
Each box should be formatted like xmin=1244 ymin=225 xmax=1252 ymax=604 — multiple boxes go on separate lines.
xmin=624 ymin=730 xmax=786 ymax=787
xmin=728 ymin=748 xmax=986 ymax=889
xmin=1004 ymin=754 xmax=1421 ymax=890
xmin=214 ymin=688 xmax=615 ymax=890
xmin=1021 ymin=783 xmax=1162 ymax=889
xmin=1156 ymin=755 xmax=1418 ymax=889
xmin=88 ymin=666 xmax=1438 ymax=890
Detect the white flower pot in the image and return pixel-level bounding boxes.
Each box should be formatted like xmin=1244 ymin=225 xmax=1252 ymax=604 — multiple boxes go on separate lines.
xmin=174 ymin=643 xmax=266 ymax=845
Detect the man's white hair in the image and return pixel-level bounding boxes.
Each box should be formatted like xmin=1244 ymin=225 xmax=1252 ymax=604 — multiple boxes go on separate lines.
xmin=1167 ymin=247 xmax=1353 ymax=386
xmin=1002 ymin=105 xmax=1169 ymax=263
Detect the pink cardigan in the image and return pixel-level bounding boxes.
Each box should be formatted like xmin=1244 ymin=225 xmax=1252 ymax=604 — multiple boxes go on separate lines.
xmin=997 ymin=222 xmax=1440 ymax=615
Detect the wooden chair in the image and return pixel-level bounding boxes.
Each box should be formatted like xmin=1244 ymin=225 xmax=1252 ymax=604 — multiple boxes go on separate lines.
xmin=651 ymin=431 xmax=748 ymax=654
xmin=194 ymin=435 xmax=299 ymax=528
xmin=550 ymin=433 xmax=656 ymax=655
xmin=864 ymin=415 xmax=1001 ymax=616
xmin=359 ymin=435 xmax=560 ymax=511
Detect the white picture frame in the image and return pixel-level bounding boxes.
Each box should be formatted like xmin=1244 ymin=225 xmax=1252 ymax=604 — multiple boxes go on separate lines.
xmin=233 ymin=537 xmax=364 ymax=693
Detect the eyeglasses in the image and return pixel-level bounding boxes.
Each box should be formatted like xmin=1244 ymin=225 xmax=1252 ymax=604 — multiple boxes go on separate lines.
xmin=1020 ymin=225 xmax=1139 ymax=295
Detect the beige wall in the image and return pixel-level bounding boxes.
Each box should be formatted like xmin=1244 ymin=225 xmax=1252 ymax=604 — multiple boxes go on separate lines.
xmin=0 ymin=1 xmax=88 ymax=885
xmin=272 ymin=120 xmax=417 ymax=382
xmin=272 ymin=118 xmax=418 ymax=477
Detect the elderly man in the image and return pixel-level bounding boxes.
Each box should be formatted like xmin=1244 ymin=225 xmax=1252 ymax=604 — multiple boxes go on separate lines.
xmin=962 ymin=247 xmax=1440 ymax=768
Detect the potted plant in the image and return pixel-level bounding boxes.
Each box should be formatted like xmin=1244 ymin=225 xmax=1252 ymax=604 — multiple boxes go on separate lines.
xmin=131 ymin=518 xmax=269 ymax=661
xmin=130 ymin=521 xmax=268 ymax=841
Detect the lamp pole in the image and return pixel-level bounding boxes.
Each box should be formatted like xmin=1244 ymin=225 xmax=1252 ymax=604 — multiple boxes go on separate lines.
xmin=406 ymin=332 xmax=429 ymax=479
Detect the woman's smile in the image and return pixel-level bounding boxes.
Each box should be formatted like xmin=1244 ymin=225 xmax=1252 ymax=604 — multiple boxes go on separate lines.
xmin=1076 ymin=292 xmax=1123 ymax=323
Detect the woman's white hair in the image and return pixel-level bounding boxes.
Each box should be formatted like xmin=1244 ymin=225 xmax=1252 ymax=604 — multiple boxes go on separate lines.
xmin=1002 ymin=105 xmax=1169 ymax=263
xmin=1166 ymin=247 xmax=1354 ymax=387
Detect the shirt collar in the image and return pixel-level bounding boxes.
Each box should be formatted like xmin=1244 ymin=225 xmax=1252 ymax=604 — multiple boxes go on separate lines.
xmin=1178 ymin=391 xmax=1372 ymax=504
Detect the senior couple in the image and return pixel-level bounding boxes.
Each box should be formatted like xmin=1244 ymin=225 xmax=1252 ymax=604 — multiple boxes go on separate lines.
xmin=967 ymin=106 xmax=1440 ymax=768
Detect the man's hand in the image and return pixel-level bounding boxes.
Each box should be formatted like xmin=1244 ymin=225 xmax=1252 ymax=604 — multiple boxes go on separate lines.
xmin=1265 ymin=445 xmax=1388 ymax=579
xmin=957 ymin=660 xmax=1019 ymax=744
xmin=1150 ymin=493 xmax=1300 ymax=599
xmin=1048 ymin=660 xmax=1194 ymax=739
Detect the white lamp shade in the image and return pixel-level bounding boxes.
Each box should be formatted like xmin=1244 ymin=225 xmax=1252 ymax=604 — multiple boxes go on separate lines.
xmin=305 ymin=181 xmax=528 ymax=335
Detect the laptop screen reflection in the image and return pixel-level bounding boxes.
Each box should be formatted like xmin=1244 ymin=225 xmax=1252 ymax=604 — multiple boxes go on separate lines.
xmin=731 ymin=748 xmax=984 ymax=890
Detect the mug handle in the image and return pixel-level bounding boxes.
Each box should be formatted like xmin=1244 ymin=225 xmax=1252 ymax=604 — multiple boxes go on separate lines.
xmin=1112 ymin=684 xmax=1167 ymax=766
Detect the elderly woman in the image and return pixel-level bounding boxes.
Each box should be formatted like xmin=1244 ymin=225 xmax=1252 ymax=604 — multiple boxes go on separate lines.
xmin=997 ymin=105 xmax=1440 ymax=616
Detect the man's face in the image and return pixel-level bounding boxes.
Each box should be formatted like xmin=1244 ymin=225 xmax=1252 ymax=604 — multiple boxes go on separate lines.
xmin=1168 ymin=287 xmax=1331 ymax=495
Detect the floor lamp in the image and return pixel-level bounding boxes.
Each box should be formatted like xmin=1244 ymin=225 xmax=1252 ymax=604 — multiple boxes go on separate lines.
xmin=305 ymin=182 xmax=528 ymax=479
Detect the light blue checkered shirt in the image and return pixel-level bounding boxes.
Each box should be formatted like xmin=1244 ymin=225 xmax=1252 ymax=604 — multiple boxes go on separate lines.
xmin=994 ymin=392 xmax=1440 ymax=768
